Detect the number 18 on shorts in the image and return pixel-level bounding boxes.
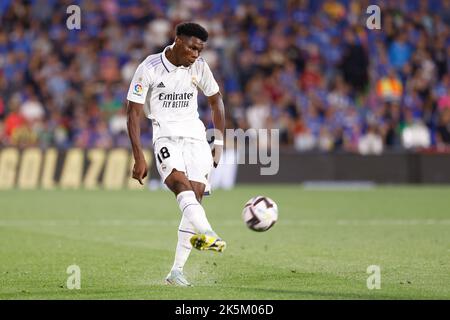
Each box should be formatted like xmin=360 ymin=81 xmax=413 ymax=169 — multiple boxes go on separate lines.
xmin=154 ymin=137 xmax=213 ymax=185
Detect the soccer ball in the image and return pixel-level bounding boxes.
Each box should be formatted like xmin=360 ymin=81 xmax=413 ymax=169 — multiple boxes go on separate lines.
xmin=242 ymin=196 xmax=278 ymax=232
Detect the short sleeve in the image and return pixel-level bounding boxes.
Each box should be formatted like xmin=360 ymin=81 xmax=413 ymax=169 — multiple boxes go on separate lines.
xmin=127 ymin=63 xmax=152 ymax=104
xmin=197 ymin=60 xmax=220 ymax=97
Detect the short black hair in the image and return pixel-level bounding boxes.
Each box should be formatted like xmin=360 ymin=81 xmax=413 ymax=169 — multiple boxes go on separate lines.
xmin=176 ymin=22 xmax=208 ymax=42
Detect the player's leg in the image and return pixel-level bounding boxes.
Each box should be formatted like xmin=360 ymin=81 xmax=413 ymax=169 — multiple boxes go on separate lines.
xmin=165 ymin=173 xmax=195 ymax=286
xmin=187 ymin=179 xmax=226 ymax=252
xmin=183 ymin=138 xmax=226 ymax=252
xmin=161 ymin=170 xmax=221 ymax=284
xmin=164 ymin=170 xmax=224 ymax=286
xmin=190 ymin=180 xmax=205 ymax=203
xmin=155 ymin=138 xmax=224 ymax=286
xmin=154 ymin=138 xmax=194 ymax=286
xmin=165 ymin=171 xmax=215 ymax=235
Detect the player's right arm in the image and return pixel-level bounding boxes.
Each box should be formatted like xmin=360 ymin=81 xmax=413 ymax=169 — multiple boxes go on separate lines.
xmin=126 ymin=62 xmax=153 ymax=185
xmin=127 ymin=101 xmax=147 ymax=185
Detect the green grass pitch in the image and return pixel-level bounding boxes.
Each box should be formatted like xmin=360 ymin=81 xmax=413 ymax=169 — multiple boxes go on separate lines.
xmin=0 ymin=185 xmax=449 ymax=299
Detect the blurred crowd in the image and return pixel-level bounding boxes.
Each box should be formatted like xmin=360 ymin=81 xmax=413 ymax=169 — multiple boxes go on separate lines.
xmin=0 ymin=0 xmax=449 ymax=154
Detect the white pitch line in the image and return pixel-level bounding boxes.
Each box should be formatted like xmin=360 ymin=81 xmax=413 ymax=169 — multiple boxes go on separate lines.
xmin=0 ymin=219 xmax=450 ymax=227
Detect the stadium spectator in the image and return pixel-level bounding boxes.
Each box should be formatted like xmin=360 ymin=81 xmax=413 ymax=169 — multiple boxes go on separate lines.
xmin=436 ymin=109 xmax=450 ymax=149
xmin=388 ymin=33 xmax=413 ymax=70
xmin=402 ymin=111 xmax=432 ymax=149
xmin=20 ymin=91 xmax=45 ymax=122
xmin=358 ymin=124 xmax=383 ymax=155
xmin=0 ymin=0 xmax=448 ymax=156
xmin=339 ymin=29 xmax=369 ymax=93
xmin=376 ymin=69 xmax=403 ymax=103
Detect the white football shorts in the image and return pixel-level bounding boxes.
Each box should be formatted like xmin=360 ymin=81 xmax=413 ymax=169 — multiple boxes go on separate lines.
xmin=153 ymin=136 xmax=213 ymax=185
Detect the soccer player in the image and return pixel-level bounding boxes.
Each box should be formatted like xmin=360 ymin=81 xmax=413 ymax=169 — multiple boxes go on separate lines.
xmin=126 ymin=22 xmax=226 ymax=286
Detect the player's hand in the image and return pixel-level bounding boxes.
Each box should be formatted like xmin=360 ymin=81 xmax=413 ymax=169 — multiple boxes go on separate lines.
xmin=212 ymin=144 xmax=223 ymax=168
xmin=132 ymin=158 xmax=148 ymax=185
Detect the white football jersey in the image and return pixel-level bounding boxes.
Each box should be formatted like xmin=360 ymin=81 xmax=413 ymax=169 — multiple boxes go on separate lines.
xmin=127 ymin=44 xmax=220 ymax=142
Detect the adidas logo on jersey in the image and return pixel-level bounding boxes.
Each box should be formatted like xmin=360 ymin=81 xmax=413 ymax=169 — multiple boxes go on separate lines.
xmin=157 ymin=82 xmax=165 ymax=88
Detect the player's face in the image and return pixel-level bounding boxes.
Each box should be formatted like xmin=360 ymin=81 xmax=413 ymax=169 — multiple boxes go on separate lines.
xmin=177 ymin=36 xmax=204 ymax=67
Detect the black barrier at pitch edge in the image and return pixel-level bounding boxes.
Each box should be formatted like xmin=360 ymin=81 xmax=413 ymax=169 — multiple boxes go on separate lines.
xmin=235 ymin=152 xmax=450 ymax=184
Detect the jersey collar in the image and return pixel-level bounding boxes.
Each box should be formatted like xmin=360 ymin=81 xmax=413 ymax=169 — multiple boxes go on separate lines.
xmin=161 ymin=44 xmax=190 ymax=72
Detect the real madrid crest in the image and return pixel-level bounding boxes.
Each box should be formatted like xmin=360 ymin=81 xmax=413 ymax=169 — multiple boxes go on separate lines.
xmin=191 ymin=76 xmax=199 ymax=88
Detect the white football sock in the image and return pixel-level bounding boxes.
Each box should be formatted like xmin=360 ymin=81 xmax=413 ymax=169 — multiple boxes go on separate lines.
xmin=176 ymin=190 xmax=214 ymax=235
xmin=171 ymin=215 xmax=194 ymax=272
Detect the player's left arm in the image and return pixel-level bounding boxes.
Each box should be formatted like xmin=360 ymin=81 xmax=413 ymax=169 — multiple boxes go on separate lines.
xmin=207 ymin=92 xmax=225 ymax=168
